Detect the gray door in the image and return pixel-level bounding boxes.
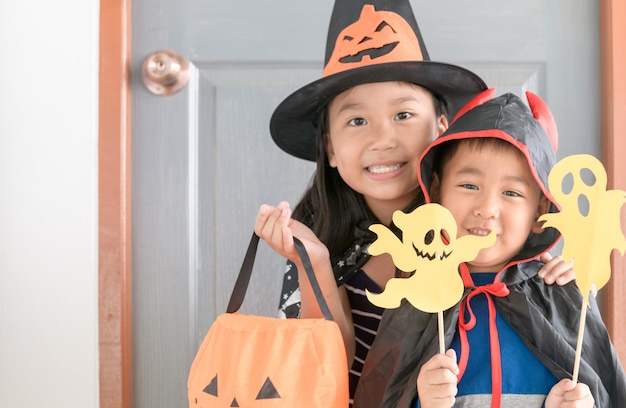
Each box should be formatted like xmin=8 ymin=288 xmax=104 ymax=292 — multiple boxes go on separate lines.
xmin=131 ymin=1 xmax=600 ymax=406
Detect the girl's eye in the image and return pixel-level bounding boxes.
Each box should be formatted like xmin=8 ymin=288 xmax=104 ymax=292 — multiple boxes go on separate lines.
xmin=395 ymin=112 xmax=412 ymax=120
xmin=348 ymin=117 xmax=367 ymax=126
xmin=461 ymin=183 xmax=478 ymax=190
xmin=503 ymin=190 xmax=522 ymax=197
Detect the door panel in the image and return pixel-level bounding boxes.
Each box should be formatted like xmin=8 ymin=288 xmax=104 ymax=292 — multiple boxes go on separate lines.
xmin=132 ymin=1 xmax=599 ymax=406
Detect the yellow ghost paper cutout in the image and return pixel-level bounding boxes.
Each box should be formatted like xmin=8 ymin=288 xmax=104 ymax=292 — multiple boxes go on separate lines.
xmin=366 ymin=203 xmax=496 ymax=313
xmin=539 ymin=154 xmax=626 ymax=306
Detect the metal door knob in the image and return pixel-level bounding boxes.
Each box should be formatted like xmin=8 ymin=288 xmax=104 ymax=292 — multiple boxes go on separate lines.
xmin=142 ymin=50 xmax=189 ymax=96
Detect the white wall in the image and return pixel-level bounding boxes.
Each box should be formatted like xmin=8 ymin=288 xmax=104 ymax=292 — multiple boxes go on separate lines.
xmin=0 ymin=1 xmax=100 ymax=407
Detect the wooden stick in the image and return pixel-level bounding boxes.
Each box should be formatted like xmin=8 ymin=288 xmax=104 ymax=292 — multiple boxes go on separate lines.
xmin=572 ymin=298 xmax=588 ymax=383
xmin=438 ymin=310 xmax=445 ymax=354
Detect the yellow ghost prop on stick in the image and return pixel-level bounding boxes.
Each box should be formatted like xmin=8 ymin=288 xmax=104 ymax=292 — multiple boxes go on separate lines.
xmin=539 ymin=154 xmax=626 ymax=306
xmin=366 ymin=203 xmax=496 ymax=313
xmin=538 ymin=154 xmax=626 ymax=382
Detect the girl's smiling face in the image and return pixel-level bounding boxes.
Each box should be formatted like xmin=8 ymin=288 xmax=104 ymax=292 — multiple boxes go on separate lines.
xmin=325 ymin=81 xmax=447 ymax=224
xmin=431 ymin=140 xmax=549 ymax=272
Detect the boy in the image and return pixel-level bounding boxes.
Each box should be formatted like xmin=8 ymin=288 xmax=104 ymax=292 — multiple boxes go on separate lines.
xmin=353 ymin=91 xmax=626 ymax=407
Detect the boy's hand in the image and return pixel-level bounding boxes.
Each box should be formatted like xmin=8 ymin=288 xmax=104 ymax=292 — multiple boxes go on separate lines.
xmin=416 ymin=349 xmax=459 ymax=408
xmin=539 ymin=253 xmax=575 ymax=286
xmin=544 ymin=379 xmax=594 ymax=408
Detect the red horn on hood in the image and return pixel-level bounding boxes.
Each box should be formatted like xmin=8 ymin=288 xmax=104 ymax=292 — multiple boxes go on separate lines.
xmin=450 ymin=87 xmax=496 ymax=124
xmin=526 ymin=91 xmax=558 ymax=152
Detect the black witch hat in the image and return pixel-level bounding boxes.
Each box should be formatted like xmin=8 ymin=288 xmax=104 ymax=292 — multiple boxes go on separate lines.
xmin=270 ymin=0 xmax=488 ymax=161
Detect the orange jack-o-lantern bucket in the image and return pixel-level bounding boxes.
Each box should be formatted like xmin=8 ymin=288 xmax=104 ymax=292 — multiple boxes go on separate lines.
xmin=188 ymin=235 xmax=349 ymax=407
xmin=188 ymin=313 xmax=348 ymax=407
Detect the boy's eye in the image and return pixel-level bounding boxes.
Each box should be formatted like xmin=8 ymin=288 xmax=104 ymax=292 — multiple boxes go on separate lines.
xmin=395 ymin=112 xmax=411 ymax=120
xmin=460 ymin=183 xmax=478 ymax=190
xmin=348 ymin=117 xmax=367 ymax=126
xmin=503 ymin=190 xmax=522 ymax=197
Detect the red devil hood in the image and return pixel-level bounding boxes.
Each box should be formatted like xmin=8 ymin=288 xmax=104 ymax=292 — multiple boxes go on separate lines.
xmin=418 ymin=90 xmax=561 ymax=270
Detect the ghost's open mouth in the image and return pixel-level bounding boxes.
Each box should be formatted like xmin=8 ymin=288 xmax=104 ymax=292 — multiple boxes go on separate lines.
xmin=414 ymin=245 xmax=452 ymax=261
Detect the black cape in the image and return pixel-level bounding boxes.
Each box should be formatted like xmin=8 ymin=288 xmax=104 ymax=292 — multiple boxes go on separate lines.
xmin=354 ymin=260 xmax=626 ymax=407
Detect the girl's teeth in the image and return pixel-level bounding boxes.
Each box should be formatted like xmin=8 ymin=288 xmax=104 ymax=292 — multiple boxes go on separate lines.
xmin=368 ymin=164 xmax=402 ymax=174
xmin=469 ymin=229 xmax=489 ymax=236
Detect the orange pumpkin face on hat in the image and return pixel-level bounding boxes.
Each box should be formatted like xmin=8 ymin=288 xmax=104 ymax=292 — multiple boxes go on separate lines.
xmin=270 ymin=0 xmax=488 ymax=161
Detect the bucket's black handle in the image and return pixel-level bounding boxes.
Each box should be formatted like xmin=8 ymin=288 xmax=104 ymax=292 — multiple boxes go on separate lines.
xmin=226 ymin=233 xmax=334 ymax=321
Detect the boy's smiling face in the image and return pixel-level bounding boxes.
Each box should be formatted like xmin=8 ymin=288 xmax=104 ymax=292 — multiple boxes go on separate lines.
xmin=325 ymin=81 xmax=447 ymax=224
xmin=431 ymin=139 xmax=550 ymax=273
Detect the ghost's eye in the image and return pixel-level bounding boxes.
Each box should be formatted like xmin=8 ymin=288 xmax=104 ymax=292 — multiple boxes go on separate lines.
xmin=441 ymin=229 xmax=450 ymax=245
xmin=424 ymin=229 xmax=435 ymax=245
xmin=580 ymin=167 xmax=596 ymax=187
xmin=561 ymin=172 xmax=574 ymax=195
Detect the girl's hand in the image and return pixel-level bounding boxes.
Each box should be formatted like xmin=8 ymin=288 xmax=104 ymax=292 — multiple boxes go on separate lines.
xmin=254 ymin=201 xmax=329 ymax=269
xmin=538 ymin=253 xmax=575 ymax=286
xmin=255 ymin=201 xmax=297 ymax=260
xmin=544 ymin=379 xmax=594 ymax=408
xmin=416 ymin=349 xmax=459 ymax=408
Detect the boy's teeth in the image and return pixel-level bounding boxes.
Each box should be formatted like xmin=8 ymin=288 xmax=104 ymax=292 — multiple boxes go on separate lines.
xmin=469 ymin=228 xmax=489 ymax=236
xmin=368 ymin=164 xmax=402 ymax=174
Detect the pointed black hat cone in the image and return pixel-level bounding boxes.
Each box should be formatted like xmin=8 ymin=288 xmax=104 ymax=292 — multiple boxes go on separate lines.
xmin=324 ymin=0 xmax=429 ymax=64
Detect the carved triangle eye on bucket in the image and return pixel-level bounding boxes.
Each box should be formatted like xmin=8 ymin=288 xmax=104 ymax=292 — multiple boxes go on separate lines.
xmin=202 ymin=375 xmax=218 ymax=396
xmin=256 ymin=377 xmax=281 ymax=399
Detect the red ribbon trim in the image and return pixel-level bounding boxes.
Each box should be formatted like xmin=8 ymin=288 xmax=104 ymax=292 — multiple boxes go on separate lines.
xmin=456 ymin=270 xmax=510 ymax=408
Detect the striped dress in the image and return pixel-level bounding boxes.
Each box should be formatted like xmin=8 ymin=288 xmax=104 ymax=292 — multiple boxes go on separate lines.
xmin=344 ymin=269 xmax=385 ymax=406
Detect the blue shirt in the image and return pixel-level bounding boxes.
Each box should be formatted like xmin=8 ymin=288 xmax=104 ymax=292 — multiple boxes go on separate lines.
xmin=415 ymin=273 xmax=557 ymax=407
